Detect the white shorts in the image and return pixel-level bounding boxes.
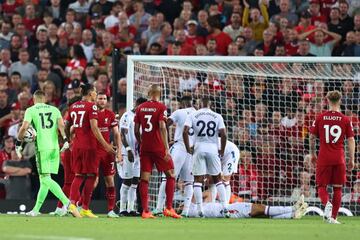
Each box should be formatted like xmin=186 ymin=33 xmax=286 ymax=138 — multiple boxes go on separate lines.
xmin=117 ymin=155 xmax=140 ymax=179
xmin=170 ymin=143 xmax=194 ymax=182
xmin=193 ymin=151 xmax=221 ymax=176
xmin=229 ymin=202 xmax=252 ymax=218
xmin=221 ymin=150 xmax=240 ymax=176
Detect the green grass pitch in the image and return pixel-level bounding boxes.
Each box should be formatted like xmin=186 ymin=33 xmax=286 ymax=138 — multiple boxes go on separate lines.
xmin=1 ymin=215 xmax=359 ymax=240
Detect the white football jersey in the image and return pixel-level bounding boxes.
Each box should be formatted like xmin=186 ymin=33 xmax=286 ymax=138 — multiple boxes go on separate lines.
xmin=220 ymin=140 xmax=240 ymax=163
xmin=170 ymin=107 xmax=196 ymax=145
xmin=188 ymin=202 xmax=252 ymax=218
xmin=184 ymin=108 xmax=225 ymax=154
xmin=119 ymin=110 xmax=137 ymax=156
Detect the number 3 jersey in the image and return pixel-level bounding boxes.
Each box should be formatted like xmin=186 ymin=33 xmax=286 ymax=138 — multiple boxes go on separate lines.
xmin=184 ymin=108 xmax=226 ymax=155
xmin=24 ymin=103 xmax=62 ymax=151
xmin=134 ymin=100 xmax=167 ymax=154
xmin=66 ymin=100 xmax=98 ymax=150
xmin=310 ymin=110 xmax=354 ymax=166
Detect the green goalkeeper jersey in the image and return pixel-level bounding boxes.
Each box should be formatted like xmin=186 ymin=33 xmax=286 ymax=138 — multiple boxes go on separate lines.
xmin=24 ymin=103 xmax=62 ymax=152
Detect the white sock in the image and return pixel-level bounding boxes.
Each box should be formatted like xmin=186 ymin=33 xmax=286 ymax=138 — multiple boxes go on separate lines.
xmin=210 ymin=184 xmax=217 ymax=203
xmin=271 ymin=212 xmax=294 ymax=219
xmin=120 ymin=184 xmax=130 ymax=212
xmin=224 ymin=181 xmax=231 ymax=203
xmin=127 ymin=184 xmax=137 ymax=212
xmin=216 ymin=182 xmax=228 ymax=209
xmin=265 ymin=206 xmax=294 ymax=217
xmin=193 ymin=182 xmax=203 ymax=213
xmin=156 ymin=178 xmax=167 ymax=211
xmin=182 ymin=182 xmax=193 ymax=215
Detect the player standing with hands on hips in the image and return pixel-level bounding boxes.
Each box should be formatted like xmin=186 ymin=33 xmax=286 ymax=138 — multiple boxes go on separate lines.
xmin=134 ymin=84 xmax=181 ymax=219
xmin=183 ymin=97 xmax=229 ymax=218
xmin=309 ymin=90 xmax=355 ymax=224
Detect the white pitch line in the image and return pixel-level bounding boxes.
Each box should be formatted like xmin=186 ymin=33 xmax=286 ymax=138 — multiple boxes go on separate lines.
xmin=14 ymin=234 xmax=94 ymax=240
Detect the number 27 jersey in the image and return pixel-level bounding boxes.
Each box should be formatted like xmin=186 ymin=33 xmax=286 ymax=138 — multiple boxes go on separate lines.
xmin=184 ymin=108 xmax=225 ymax=154
xmin=66 ymin=100 xmax=98 ymax=150
xmin=310 ymin=111 xmax=354 ymax=166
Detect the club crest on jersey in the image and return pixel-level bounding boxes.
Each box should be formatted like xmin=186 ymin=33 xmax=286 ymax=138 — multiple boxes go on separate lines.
xmin=92 ymin=105 xmax=98 ymax=111
xmin=105 ymin=118 xmax=108 ymax=124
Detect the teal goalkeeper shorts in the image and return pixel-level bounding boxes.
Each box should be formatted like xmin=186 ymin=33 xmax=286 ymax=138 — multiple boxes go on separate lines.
xmin=35 ymin=149 xmax=60 ymax=174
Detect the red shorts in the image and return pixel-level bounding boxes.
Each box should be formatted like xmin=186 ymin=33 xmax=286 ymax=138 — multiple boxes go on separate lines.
xmin=61 ymin=149 xmax=74 ymax=184
xmin=316 ymin=164 xmax=346 ymax=186
xmin=98 ymin=151 xmax=115 ymax=176
xmin=140 ymin=151 xmax=174 ymax=173
xmin=71 ymin=148 xmax=99 ymax=175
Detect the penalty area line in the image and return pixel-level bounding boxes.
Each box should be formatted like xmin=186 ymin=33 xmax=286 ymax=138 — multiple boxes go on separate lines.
xmin=14 ymin=234 xmax=94 ymax=240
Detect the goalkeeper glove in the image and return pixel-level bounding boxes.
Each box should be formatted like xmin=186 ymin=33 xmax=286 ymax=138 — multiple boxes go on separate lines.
xmin=60 ymin=137 xmax=70 ymax=153
xmin=15 ymin=139 xmax=23 ymax=159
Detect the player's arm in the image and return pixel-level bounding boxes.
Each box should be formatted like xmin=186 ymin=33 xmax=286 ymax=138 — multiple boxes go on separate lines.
xmin=347 ymin=137 xmax=355 ymax=170
xmin=17 ymin=120 xmax=30 ymax=141
xmin=219 ymin=128 xmax=227 ymax=157
xmin=166 ymin=118 xmax=174 ymax=145
xmin=134 ymin=122 xmax=141 ymax=144
xmin=112 ymin=125 xmax=123 ymax=162
xmin=64 ymin=120 xmax=71 ymax=140
xmin=58 ymin=117 xmax=70 ymax=152
xmin=90 ymin=119 xmax=115 ymax=154
xmin=159 ymin=120 xmax=170 ymax=161
xmin=309 ymin=133 xmax=317 ymax=165
xmin=183 ymin=125 xmax=192 ymax=154
xmin=121 ymin=127 xmax=135 ymax=162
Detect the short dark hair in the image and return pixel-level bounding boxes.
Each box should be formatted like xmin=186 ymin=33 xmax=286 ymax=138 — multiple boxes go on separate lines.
xmin=150 ymin=42 xmax=162 ymax=49
xmin=11 ymin=71 xmax=21 ymax=77
xmin=0 ymin=72 xmax=8 ymax=78
xmin=207 ymin=16 xmax=221 ymax=29
xmin=80 ymin=83 xmax=95 ymax=96
xmin=136 ymin=97 xmax=147 ymax=106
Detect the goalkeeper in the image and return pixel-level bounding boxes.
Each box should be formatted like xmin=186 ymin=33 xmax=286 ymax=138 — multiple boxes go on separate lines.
xmin=16 ymin=90 xmax=81 ymax=218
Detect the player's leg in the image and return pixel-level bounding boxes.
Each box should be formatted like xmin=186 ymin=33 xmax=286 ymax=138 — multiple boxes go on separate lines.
xmin=70 ymin=149 xmax=86 ymax=205
xmin=55 ymin=149 xmax=73 ymax=214
xmin=119 ymin=178 xmax=131 ymax=215
xmin=180 ymin=153 xmax=194 ymax=217
xmin=329 ymin=164 xmax=346 ymax=223
xmin=222 ymin=175 xmax=232 ymax=204
xmin=127 ymin=177 xmax=139 ymax=215
xmin=316 ymin=165 xmax=332 ymax=220
xmin=154 ymin=174 xmax=167 ymax=214
xmin=193 ymin=152 xmax=207 ymax=216
xmin=30 ymin=174 xmax=50 ymax=216
xmin=139 ymin=153 xmax=154 ymax=218
xmin=208 ymin=177 xmax=217 ymax=203
xmin=222 ymin=156 xmax=235 ymax=203
xmin=100 ymin=153 xmax=117 ymax=217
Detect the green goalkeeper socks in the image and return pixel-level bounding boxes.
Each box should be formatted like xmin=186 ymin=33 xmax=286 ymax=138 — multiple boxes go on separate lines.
xmin=33 ymin=183 xmax=49 ymax=213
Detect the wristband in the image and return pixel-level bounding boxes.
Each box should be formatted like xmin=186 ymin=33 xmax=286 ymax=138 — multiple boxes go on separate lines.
xmin=126 ymin=146 xmax=132 ymax=151
xmin=63 ymin=137 xmax=68 ymax=142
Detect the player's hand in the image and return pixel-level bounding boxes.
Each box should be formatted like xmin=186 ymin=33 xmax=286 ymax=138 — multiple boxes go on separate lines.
xmin=186 ymin=147 xmax=193 ymax=155
xmin=164 ymin=150 xmax=171 ymax=162
xmin=218 ymin=150 xmax=225 ymax=158
xmin=105 ymin=143 xmax=116 ymax=154
xmin=310 ymin=154 xmax=317 ymax=166
xmin=60 ymin=141 xmax=70 ymax=153
xmin=127 ymin=150 xmax=134 ymax=163
xmin=348 ymin=160 xmax=355 ymax=171
xmin=116 ymin=151 xmax=123 ymax=164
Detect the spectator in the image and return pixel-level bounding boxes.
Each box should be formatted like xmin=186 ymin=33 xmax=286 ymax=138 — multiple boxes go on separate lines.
xmin=0 ymin=49 xmax=12 ymax=74
xmin=342 ymin=173 xmax=360 ymax=203
xmin=117 ymin=77 xmax=126 ymax=105
xmin=328 ymin=6 xmax=347 ymax=40
xmin=9 ymin=48 xmax=38 ymax=85
xmin=275 ymin=44 xmax=286 ymax=56
xmin=141 ymin=16 xmax=160 ymax=50
xmin=291 ymin=171 xmax=316 ymax=200
xmin=270 ymin=0 xmax=298 ymax=26
xmin=147 ymin=22 xmax=174 ymax=53
xmin=294 ymin=39 xmax=315 ymax=56
xmin=354 ymin=14 xmax=360 ymax=32
xmin=342 ymin=31 xmax=358 ymax=56
xmin=284 ymin=28 xmax=299 ymax=55
xmin=206 ymin=38 xmax=218 ymax=56
xmin=2 ymin=150 xmax=32 ymax=200
xmin=342 ymin=80 xmax=359 ymax=110
xmin=46 ymin=0 xmax=65 ymax=24
xmin=206 ymin=16 xmax=232 ymax=55
xmin=195 ymin=44 xmax=208 ymax=56
xmin=65 ymin=45 xmax=87 ymax=76
xmin=89 ymin=0 xmax=113 ymax=16
xmin=185 ymin=20 xmax=205 ymax=48
xmin=0 ymin=21 xmax=13 ymax=51
xmin=223 ymin=12 xmax=243 ymax=41
xmin=167 ymin=29 xmax=194 ymax=55
xmin=256 ymin=28 xmax=276 ymax=56
xmin=241 ymin=27 xmax=258 ymax=55
xmin=339 ymin=0 xmax=354 ymax=32
xmin=129 ymin=0 xmax=152 ymax=41
xmin=23 ymin=4 xmax=43 ymax=35
xmin=309 ymin=0 xmax=327 ymax=26
xmin=242 ymin=0 xmax=269 ymax=41
xmin=80 ymin=29 xmax=95 ymax=62
xmin=29 ymin=28 xmax=52 ymax=62
xmin=9 ymin=34 xmax=22 ymax=62
xmin=234 ymin=35 xmax=248 ymax=56
xmin=196 ymin=10 xmax=209 ymax=38
xmin=227 ymin=42 xmax=239 ymax=56
xmin=104 ymin=1 xmax=123 ymax=29
xmin=147 ymin=42 xmax=162 ymax=55
xmin=295 ymin=11 xmax=315 ymax=34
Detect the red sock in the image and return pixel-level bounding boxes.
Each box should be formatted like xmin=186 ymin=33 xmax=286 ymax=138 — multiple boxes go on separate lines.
xmin=82 ymin=176 xmax=96 ymax=210
xmin=139 ymin=179 xmax=149 ymax=212
xmin=106 ymin=186 xmax=116 ymax=212
xmin=70 ymin=176 xmax=84 ymax=204
xmin=332 ymin=187 xmax=342 ymax=219
xmin=165 ymin=177 xmax=175 ymax=210
xmin=318 ymin=186 xmax=329 ymax=205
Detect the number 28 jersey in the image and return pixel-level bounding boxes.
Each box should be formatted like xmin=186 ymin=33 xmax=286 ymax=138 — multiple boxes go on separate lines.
xmin=184 ymin=108 xmax=225 ymax=155
xmin=66 ymin=100 xmax=98 ymax=150
xmin=134 ymin=100 xmax=167 ymax=154
xmin=310 ymin=111 xmax=354 ymax=166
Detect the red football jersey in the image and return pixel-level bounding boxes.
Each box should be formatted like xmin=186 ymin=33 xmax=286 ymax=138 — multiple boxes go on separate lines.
xmin=97 ymin=109 xmax=117 ymax=152
xmin=134 ymin=101 xmax=167 ymax=153
xmin=310 ymin=111 xmax=355 ymax=166
xmin=67 ymin=100 xmax=98 ymax=149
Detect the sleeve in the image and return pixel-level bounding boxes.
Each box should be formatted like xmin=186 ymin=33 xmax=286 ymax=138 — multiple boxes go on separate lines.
xmin=184 ymin=114 xmax=193 ymax=128
xmin=23 ymin=109 xmax=32 ymax=123
xmin=242 ymin=6 xmax=249 ymax=27
xmin=55 ymin=108 xmax=62 ymax=120
xmin=260 ymin=3 xmax=269 ymax=26
xmin=158 ymin=104 xmax=168 ymax=122
xmin=119 ymin=113 xmax=129 ymax=130
xmin=309 ymin=116 xmax=319 ymax=136
xmin=345 ymin=118 xmax=355 ymax=139
xmin=169 ymin=110 xmax=178 ymax=124
xmin=110 ymin=112 xmax=118 ymax=127
xmin=218 ymin=115 xmax=225 ymax=130
xmin=88 ymin=103 xmax=98 ymax=120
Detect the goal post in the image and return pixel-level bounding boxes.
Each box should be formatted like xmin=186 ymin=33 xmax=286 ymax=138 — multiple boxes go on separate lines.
xmin=126 ymin=56 xmax=360 ymax=215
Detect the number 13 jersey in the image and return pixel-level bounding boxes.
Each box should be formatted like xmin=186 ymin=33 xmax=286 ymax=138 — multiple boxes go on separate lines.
xmin=310 ymin=110 xmax=354 ymax=166
xmin=184 ymin=108 xmax=226 ymax=155
xmin=66 ymin=100 xmax=98 ymax=150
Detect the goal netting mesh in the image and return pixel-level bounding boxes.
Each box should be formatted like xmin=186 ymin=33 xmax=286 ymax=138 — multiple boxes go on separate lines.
xmin=127 ymin=57 xmax=360 ymax=215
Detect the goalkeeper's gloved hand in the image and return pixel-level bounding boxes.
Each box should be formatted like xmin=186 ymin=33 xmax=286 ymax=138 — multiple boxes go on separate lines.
xmin=15 ymin=139 xmax=23 ymax=159
xmin=60 ymin=138 xmax=70 ymax=153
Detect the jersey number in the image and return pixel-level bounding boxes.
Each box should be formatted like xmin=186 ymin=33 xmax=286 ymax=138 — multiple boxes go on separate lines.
xmin=144 ymin=115 xmax=153 ymax=132
xmin=324 ymin=125 xmax=342 ymax=143
xmin=71 ymin=111 xmax=85 ymax=128
xmin=39 ymin=113 xmax=53 ymax=129
xmin=196 ymin=120 xmax=216 ymax=137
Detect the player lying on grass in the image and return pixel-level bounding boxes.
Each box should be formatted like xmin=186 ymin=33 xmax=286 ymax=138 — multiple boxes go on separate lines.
xmin=185 ymin=195 xmax=308 ymax=219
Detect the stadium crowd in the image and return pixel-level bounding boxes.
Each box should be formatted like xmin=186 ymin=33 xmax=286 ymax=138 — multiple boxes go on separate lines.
xmin=0 ymin=0 xmax=359 ymax=206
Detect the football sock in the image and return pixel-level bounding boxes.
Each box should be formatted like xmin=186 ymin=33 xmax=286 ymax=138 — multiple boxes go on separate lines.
xmin=33 ymin=177 xmax=49 ymax=213
xmin=165 ymin=176 xmax=175 ymax=209
xmin=271 ymin=212 xmax=293 ymax=219
xmin=82 ymin=176 xmax=96 ymax=210
xmin=40 ymin=175 xmax=70 ymax=208
xmin=106 ymin=186 xmax=116 ymax=212
xmin=155 ymin=178 xmax=166 ymax=211
xmin=216 ymin=182 xmax=228 ymax=210
xmin=70 ymin=176 xmax=84 ymax=204
xmin=139 ymin=179 xmax=149 ymax=212
xmin=318 ymin=186 xmax=329 ymax=205
xmin=193 ymin=182 xmax=203 ymax=214
xmin=182 ymin=182 xmax=193 ymax=215
xmin=120 ymin=184 xmax=130 ymax=212
xmin=224 ymin=181 xmax=231 ymax=203
xmin=210 ymin=184 xmax=217 ymax=203
xmin=332 ymin=187 xmax=342 ymax=219
xmin=127 ymin=184 xmax=138 ymax=212
xmin=265 ymin=206 xmax=293 ymax=217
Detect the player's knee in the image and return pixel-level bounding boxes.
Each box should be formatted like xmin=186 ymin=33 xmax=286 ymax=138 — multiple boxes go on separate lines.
xmin=104 ymin=176 xmax=115 ymax=187
xmin=222 ymin=175 xmax=231 ymax=182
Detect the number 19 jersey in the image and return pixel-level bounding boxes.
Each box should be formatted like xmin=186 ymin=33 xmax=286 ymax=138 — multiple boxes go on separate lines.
xmin=66 ymin=100 xmax=98 ymax=150
xmin=24 ymin=103 xmax=62 ymax=151
xmin=310 ymin=111 xmax=354 ymax=166
xmin=184 ymin=108 xmax=225 ymax=155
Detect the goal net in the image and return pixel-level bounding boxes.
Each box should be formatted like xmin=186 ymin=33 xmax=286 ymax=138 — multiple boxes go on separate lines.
xmin=126 ymin=56 xmax=360 ymax=216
